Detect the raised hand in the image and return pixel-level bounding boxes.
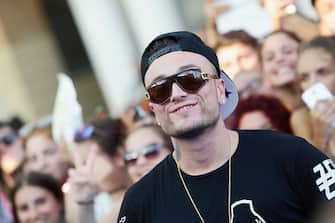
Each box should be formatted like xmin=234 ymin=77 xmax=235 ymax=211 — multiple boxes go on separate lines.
xmin=310 ymin=99 xmax=335 ymax=153
xmin=68 ymin=143 xmax=98 ymax=205
xmin=204 ymin=0 xmax=229 ymax=19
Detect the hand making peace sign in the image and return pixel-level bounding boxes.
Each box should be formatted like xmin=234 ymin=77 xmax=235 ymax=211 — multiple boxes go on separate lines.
xmin=68 ymin=142 xmax=99 ymax=205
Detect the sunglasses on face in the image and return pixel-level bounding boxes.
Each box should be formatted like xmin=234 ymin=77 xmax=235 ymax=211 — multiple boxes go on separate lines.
xmin=146 ymin=69 xmax=219 ymax=104
xmin=124 ymin=143 xmax=163 ymax=166
xmin=0 ymin=132 xmax=17 ymax=146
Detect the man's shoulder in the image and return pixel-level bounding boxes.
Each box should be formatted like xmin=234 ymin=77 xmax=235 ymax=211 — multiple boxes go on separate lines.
xmin=118 ymin=157 xmax=173 ymax=223
xmin=238 ymin=129 xmax=304 ymax=145
xmin=237 ymin=129 xmax=328 ymax=162
xmin=237 ymin=129 xmax=313 ymax=156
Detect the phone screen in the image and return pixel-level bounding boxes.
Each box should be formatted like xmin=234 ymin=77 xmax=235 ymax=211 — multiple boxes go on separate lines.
xmin=301 ymin=83 xmax=334 ymax=109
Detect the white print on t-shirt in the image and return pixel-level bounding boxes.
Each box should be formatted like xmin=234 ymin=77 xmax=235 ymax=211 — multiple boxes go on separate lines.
xmin=313 ymin=159 xmax=335 ymax=200
xmin=118 ymin=216 xmax=126 ymax=223
xmin=231 ymin=199 xmax=266 ymax=223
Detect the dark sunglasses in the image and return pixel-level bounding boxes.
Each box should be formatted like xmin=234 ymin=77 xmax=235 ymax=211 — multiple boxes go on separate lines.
xmin=0 ymin=132 xmax=17 ymax=146
xmin=124 ymin=143 xmax=162 ymax=166
xmin=145 ymin=69 xmax=219 ymax=104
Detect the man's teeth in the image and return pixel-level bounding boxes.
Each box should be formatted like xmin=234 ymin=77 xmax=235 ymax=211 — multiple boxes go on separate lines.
xmin=177 ymin=105 xmax=193 ymax=111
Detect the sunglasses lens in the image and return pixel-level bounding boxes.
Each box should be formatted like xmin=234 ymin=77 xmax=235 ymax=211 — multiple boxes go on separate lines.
xmin=124 ymin=153 xmax=138 ymax=166
xmin=124 ymin=143 xmax=162 ymax=165
xmin=124 ymin=158 xmax=137 ymax=166
xmin=143 ymin=143 xmax=161 ymax=159
xmin=144 ymin=150 xmax=159 ymax=159
xmin=176 ymin=70 xmax=204 ymax=92
xmin=2 ymin=133 xmax=16 ymax=145
xmin=147 ymin=79 xmax=172 ymax=104
xmin=147 ymin=70 xmax=206 ymax=104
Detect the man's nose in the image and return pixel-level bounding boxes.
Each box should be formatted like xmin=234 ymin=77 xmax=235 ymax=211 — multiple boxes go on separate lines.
xmin=170 ymin=82 xmax=187 ymax=102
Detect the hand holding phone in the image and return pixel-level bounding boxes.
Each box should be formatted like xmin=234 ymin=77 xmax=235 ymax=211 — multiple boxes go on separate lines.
xmin=301 ymin=83 xmax=334 ymax=109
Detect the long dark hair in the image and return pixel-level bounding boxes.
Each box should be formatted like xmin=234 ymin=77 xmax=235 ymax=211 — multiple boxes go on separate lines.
xmin=10 ymin=171 xmax=64 ymax=223
xmin=89 ymin=118 xmax=127 ymax=157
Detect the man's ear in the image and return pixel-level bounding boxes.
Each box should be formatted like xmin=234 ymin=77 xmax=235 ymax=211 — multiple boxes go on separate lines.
xmin=147 ymin=101 xmax=160 ymax=125
xmin=145 ymin=93 xmax=154 ymax=111
xmin=217 ymin=79 xmax=226 ymax=105
xmin=148 ymin=102 xmax=154 ymax=111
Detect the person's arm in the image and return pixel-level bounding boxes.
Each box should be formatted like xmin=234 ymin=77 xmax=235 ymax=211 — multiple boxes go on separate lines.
xmin=67 ymin=145 xmax=99 ymax=223
xmin=64 ymin=181 xmax=97 ymax=223
xmin=203 ymin=0 xmax=229 ymax=48
xmin=290 ymin=107 xmax=313 ymax=141
xmin=100 ymin=200 xmax=122 ymax=223
xmin=326 ymin=134 xmax=335 ymax=161
xmin=76 ymin=202 xmax=96 ymax=223
xmin=282 ymin=14 xmax=319 ymax=41
xmin=310 ymin=100 xmax=335 ymax=159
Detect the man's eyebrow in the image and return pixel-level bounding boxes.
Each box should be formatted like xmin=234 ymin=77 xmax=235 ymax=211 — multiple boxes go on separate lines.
xmin=177 ymin=64 xmax=200 ymax=72
xmin=146 ymin=64 xmax=200 ymax=87
xmin=147 ymin=74 xmax=166 ymax=88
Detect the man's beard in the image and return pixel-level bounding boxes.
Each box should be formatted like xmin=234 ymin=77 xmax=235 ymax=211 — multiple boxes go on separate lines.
xmin=169 ymin=113 xmax=220 ymax=140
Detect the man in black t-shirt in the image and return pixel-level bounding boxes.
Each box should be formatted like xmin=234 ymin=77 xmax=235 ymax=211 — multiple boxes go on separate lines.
xmin=117 ymin=31 xmax=335 ymax=223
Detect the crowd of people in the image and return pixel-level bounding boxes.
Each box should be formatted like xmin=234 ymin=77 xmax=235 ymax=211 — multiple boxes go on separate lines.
xmin=0 ymin=0 xmax=335 ymax=222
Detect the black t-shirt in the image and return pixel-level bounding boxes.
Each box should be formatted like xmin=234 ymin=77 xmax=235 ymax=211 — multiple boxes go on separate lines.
xmin=117 ymin=130 xmax=335 ymax=223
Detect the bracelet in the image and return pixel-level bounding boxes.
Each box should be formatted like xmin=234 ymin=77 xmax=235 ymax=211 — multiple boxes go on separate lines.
xmin=77 ymin=200 xmax=94 ymax=205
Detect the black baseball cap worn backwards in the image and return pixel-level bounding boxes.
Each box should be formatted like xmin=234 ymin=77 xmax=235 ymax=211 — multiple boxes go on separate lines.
xmin=140 ymin=31 xmax=239 ymax=119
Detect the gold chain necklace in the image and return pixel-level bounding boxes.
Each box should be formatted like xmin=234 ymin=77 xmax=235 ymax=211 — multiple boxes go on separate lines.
xmin=173 ymin=134 xmax=232 ymax=223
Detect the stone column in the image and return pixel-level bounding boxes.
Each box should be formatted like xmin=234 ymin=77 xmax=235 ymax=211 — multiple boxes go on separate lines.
xmin=67 ymin=0 xmax=141 ymax=117
xmin=121 ymin=0 xmax=185 ymax=50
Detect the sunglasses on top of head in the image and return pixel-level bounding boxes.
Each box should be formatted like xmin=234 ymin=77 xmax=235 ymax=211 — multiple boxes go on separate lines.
xmin=74 ymin=125 xmax=95 ymax=143
xmin=145 ymin=69 xmax=219 ymax=104
xmin=124 ymin=143 xmax=163 ymax=166
xmin=74 ymin=124 xmax=107 ymax=143
xmin=0 ymin=132 xmax=17 ymax=146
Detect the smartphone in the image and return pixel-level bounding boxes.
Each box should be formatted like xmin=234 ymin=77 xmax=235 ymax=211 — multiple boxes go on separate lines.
xmin=301 ymin=83 xmax=334 ymax=109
